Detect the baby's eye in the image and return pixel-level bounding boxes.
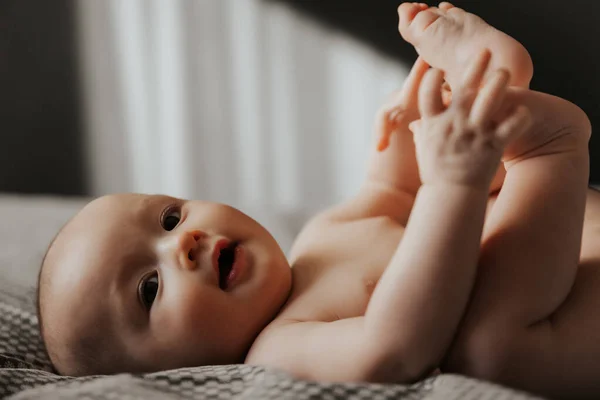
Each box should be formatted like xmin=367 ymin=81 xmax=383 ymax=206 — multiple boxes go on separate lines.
xmin=138 ymin=272 xmax=159 ymax=309
xmin=162 ymin=208 xmax=181 ymax=231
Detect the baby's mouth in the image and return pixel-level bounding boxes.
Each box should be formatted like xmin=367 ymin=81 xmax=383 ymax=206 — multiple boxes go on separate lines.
xmin=218 ymin=242 xmax=238 ymax=290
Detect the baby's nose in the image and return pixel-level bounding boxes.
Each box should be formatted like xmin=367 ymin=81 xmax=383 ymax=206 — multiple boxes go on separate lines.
xmin=176 ymin=230 xmax=205 ymax=270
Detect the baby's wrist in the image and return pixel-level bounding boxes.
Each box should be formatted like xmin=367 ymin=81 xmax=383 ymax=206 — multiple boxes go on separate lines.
xmin=419 ymin=181 xmax=489 ymax=199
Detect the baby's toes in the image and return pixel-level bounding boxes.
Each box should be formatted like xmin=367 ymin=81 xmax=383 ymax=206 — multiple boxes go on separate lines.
xmin=398 ymin=3 xmax=432 ymax=41
xmin=438 ymin=2 xmax=463 ymax=12
xmin=407 ymin=8 xmax=445 ymax=39
xmin=438 ymin=2 xmax=454 ymax=11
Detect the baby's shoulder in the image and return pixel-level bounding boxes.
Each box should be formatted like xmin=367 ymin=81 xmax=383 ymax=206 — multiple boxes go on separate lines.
xmin=289 ymin=191 xmax=407 ymax=264
xmin=287 ymin=207 xmax=344 ymax=263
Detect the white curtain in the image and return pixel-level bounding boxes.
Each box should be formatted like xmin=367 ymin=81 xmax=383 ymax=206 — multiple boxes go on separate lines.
xmin=77 ymin=0 xmax=410 ymax=216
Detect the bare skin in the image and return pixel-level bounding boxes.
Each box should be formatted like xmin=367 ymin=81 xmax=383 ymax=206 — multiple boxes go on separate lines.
xmin=247 ymin=51 xmax=532 ymax=383
xmin=397 ymin=3 xmax=598 ymax=399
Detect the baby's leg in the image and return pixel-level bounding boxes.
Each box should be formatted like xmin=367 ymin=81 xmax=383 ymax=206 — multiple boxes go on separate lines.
xmin=398 ymin=2 xmax=530 ymax=193
xmin=443 ymin=88 xmax=592 ymax=397
xmin=400 ymin=4 xmax=596 ymax=395
xmin=398 ymin=2 xmax=533 ymax=89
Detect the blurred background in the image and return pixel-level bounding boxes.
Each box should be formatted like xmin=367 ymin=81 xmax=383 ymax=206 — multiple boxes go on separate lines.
xmin=1 ymin=0 xmax=599 ymax=217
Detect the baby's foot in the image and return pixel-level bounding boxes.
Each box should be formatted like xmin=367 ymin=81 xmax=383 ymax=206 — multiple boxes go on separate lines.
xmin=398 ymin=2 xmax=533 ymax=89
xmin=412 ymin=50 xmax=532 ymax=190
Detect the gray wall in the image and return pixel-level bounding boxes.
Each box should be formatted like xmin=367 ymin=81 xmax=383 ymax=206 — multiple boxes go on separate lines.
xmin=0 ymin=0 xmax=85 ymax=195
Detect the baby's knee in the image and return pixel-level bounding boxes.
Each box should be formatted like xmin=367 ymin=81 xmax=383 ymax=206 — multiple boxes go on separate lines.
xmin=553 ymin=96 xmax=591 ymax=146
xmin=568 ymin=102 xmax=592 ymax=143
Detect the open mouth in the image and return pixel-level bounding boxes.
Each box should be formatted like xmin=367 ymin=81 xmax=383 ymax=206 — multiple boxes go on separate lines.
xmin=218 ymin=241 xmax=238 ymax=290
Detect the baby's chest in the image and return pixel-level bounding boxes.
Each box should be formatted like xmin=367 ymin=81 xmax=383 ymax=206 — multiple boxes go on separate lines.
xmin=284 ymin=218 xmax=404 ymax=322
xmin=310 ymin=267 xmax=382 ymax=320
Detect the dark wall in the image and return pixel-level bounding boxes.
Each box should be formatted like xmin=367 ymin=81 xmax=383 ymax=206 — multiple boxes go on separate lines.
xmin=0 ymin=0 xmax=85 ymax=195
xmin=270 ymin=0 xmax=600 ymax=184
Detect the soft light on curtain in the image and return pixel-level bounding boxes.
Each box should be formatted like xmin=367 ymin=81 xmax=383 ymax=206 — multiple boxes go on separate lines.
xmin=77 ymin=0 xmax=409 ymax=215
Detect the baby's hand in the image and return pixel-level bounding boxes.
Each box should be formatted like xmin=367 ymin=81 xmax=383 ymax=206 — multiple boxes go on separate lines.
xmin=376 ymin=57 xmax=429 ymax=152
xmin=411 ymin=50 xmax=532 ymax=190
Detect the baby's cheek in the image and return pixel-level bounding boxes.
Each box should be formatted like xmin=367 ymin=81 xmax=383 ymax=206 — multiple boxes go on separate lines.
xmin=162 ymin=285 xmax=219 ymax=334
xmin=179 ymin=290 xmax=218 ymax=320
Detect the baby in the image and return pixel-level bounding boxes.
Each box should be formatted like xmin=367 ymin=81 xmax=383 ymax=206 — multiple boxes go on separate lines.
xmin=37 ymin=2 xmax=597 ymax=398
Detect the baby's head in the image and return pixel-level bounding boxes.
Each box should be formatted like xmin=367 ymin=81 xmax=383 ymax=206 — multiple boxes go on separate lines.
xmin=37 ymin=193 xmax=292 ymax=376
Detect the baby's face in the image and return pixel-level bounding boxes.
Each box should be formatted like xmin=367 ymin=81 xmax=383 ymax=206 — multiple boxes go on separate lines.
xmin=43 ymin=194 xmax=292 ymax=374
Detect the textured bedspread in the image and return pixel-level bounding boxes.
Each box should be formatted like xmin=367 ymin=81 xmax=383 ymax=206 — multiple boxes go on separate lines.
xmin=0 ymin=194 xmax=544 ymax=399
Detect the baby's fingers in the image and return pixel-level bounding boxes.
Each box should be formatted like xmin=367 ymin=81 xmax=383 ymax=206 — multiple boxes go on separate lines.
xmin=418 ymin=68 xmax=446 ymax=118
xmin=453 ymin=49 xmax=491 ymax=111
xmin=469 ymin=69 xmax=510 ymax=126
xmin=380 ymin=58 xmax=429 ymax=115
xmin=401 ymin=56 xmax=430 ymax=103
xmin=461 ymin=49 xmax=491 ymax=90
xmin=496 ymin=105 xmax=532 ymax=144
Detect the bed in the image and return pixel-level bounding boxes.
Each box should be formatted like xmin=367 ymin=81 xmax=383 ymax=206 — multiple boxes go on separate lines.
xmin=0 ymin=194 xmax=544 ymax=399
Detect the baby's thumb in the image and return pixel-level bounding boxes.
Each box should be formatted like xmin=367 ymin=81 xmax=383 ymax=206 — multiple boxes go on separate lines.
xmin=408 ymin=120 xmax=422 ymax=133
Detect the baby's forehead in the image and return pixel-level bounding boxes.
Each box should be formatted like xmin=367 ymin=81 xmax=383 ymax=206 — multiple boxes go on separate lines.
xmin=59 ymin=193 xmax=179 ymax=240
xmin=43 ymin=194 xmax=155 ymax=313
xmin=79 ymin=193 xmax=158 ymax=220
xmin=51 ymin=196 xmax=160 ymax=272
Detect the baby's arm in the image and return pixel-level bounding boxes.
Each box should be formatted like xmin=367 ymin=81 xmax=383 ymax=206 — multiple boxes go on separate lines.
xmin=364 ymin=57 xmax=429 ymax=209
xmin=364 ymin=50 xmax=531 ymax=379
xmin=248 ymin=51 xmax=532 ymax=383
